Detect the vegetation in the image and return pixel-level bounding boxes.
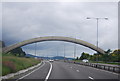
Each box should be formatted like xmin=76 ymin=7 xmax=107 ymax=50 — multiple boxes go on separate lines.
xmin=0 ymin=42 xmax=41 ymax=76
xmin=2 ymin=53 xmax=41 ymax=76
xmin=0 ymin=53 xmax=2 ymax=77
xmin=10 ymin=47 xmax=26 ymax=57
xmin=75 ymin=49 xmax=120 ymax=64
xmin=79 ymin=52 xmax=90 ymax=60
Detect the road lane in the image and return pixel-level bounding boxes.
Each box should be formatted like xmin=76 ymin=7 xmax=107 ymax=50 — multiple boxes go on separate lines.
xmin=49 ymin=61 xmax=91 ymax=79
xmin=22 ymin=61 xmax=50 ymax=79
xmin=70 ymin=63 xmax=118 ymax=79
xmin=49 ymin=61 xmax=118 ymax=79
xmin=15 ymin=61 xmax=51 ymax=81
xmin=10 ymin=60 xmax=119 ymax=81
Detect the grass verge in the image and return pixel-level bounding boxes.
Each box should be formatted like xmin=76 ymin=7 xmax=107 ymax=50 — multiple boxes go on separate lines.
xmin=2 ymin=54 xmax=41 ymax=76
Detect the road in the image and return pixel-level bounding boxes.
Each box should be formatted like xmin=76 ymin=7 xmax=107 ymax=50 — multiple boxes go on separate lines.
xmin=8 ymin=60 xmax=119 ymax=81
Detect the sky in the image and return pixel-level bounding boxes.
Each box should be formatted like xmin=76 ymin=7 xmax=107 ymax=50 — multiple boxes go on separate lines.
xmin=2 ymin=2 xmax=118 ymax=58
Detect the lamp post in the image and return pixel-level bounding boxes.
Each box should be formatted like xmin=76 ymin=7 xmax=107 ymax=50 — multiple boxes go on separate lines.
xmin=74 ymin=37 xmax=76 ymax=60
xmin=35 ymin=42 xmax=37 ymax=59
xmin=64 ymin=43 xmax=65 ymax=62
xmin=57 ymin=47 xmax=58 ymax=56
xmin=86 ymin=17 xmax=108 ymax=62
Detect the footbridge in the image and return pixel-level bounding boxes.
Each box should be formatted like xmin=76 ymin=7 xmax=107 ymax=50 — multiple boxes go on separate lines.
xmin=2 ymin=36 xmax=105 ymax=54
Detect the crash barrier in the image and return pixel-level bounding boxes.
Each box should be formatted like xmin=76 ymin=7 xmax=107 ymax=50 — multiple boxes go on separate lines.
xmin=66 ymin=61 xmax=120 ymax=73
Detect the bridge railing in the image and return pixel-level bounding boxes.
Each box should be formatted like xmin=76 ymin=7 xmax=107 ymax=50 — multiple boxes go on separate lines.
xmin=66 ymin=61 xmax=120 ymax=73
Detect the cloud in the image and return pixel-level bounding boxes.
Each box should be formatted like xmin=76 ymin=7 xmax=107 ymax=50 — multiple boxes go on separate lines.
xmin=2 ymin=2 xmax=118 ymax=57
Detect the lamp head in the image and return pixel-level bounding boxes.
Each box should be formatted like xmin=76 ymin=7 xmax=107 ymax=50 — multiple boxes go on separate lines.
xmin=86 ymin=17 xmax=91 ymax=19
xmin=105 ymin=18 xmax=108 ymax=20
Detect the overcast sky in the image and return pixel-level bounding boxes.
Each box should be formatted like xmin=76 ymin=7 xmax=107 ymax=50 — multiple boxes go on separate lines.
xmin=2 ymin=2 xmax=118 ymax=58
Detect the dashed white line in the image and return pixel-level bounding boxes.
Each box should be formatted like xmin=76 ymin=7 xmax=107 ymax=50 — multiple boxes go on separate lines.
xmin=44 ymin=62 xmax=53 ymax=81
xmin=70 ymin=67 xmax=73 ymax=68
xmin=76 ymin=70 xmax=79 ymax=72
xmin=77 ymin=64 xmax=119 ymax=75
xmin=88 ymin=76 xmax=94 ymax=80
xmin=16 ymin=61 xmax=45 ymax=81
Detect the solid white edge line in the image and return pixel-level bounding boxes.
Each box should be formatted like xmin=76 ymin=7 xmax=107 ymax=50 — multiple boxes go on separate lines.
xmin=88 ymin=76 xmax=94 ymax=80
xmin=16 ymin=61 xmax=45 ymax=81
xmin=44 ymin=62 xmax=53 ymax=81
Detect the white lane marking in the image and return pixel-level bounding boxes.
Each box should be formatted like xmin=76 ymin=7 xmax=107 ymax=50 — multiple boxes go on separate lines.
xmin=88 ymin=76 xmax=94 ymax=80
xmin=77 ymin=64 xmax=119 ymax=75
xmin=70 ymin=67 xmax=72 ymax=68
xmin=16 ymin=61 xmax=45 ymax=81
xmin=44 ymin=62 xmax=53 ymax=81
xmin=76 ymin=70 xmax=79 ymax=72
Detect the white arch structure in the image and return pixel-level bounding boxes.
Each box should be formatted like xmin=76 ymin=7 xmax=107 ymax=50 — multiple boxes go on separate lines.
xmin=2 ymin=36 xmax=105 ymax=54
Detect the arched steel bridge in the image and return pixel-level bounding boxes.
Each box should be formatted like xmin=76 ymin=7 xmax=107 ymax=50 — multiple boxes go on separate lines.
xmin=2 ymin=36 xmax=105 ymax=54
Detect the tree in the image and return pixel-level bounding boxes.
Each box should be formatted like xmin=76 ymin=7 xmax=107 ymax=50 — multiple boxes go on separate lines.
xmin=105 ymin=49 xmax=112 ymax=54
xmin=80 ymin=52 xmax=90 ymax=60
xmin=10 ymin=47 xmax=26 ymax=57
xmin=76 ymin=57 xmax=79 ymax=60
xmin=88 ymin=49 xmax=120 ymax=62
xmin=110 ymin=49 xmax=120 ymax=62
xmin=0 ymin=41 xmax=5 ymax=47
xmin=103 ymin=49 xmax=112 ymax=62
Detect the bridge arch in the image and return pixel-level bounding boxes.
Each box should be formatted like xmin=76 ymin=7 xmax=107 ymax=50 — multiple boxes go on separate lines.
xmin=3 ymin=36 xmax=105 ymax=54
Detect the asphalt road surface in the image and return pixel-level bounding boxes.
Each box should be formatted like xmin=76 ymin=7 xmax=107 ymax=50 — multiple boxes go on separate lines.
xmin=10 ymin=60 xmax=119 ymax=81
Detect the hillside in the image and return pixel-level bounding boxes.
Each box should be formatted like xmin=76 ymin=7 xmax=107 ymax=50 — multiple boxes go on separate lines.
xmin=26 ymin=54 xmax=74 ymax=60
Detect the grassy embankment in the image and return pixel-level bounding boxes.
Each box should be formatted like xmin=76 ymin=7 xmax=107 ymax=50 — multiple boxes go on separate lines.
xmin=0 ymin=53 xmax=2 ymax=77
xmin=1 ymin=53 xmax=41 ymax=76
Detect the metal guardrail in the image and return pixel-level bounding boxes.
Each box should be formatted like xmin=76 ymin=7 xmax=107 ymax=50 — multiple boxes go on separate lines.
xmin=66 ymin=61 xmax=120 ymax=73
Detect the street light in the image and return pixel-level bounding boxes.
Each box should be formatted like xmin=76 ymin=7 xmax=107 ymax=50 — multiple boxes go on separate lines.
xmin=86 ymin=17 xmax=108 ymax=62
xmin=69 ymin=36 xmax=76 ymax=60
xmin=35 ymin=42 xmax=37 ymax=59
xmin=74 ymin=37 xmax=76 ymax=60
xmin=64 ymin=43 xmax=66 ymax=62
